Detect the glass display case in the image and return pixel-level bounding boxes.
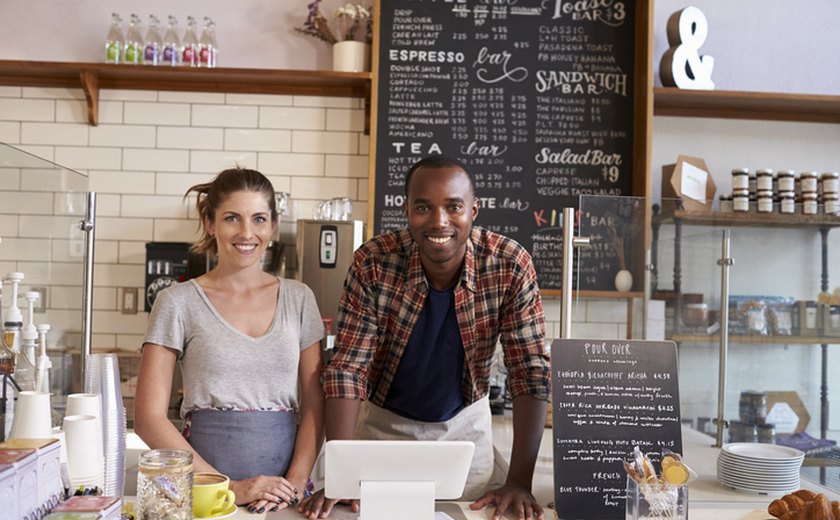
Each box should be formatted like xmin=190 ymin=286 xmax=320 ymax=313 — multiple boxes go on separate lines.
xmin=574 ymin=194 xmax=839 ymax=491
xmin=0 ymin=142 xmax=94 ymax=421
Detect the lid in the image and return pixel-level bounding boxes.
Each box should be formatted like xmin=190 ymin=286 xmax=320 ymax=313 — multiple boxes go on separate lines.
xmin=803 ymin=192 xmax=819 ymax=200
xmin=719 ymin=194 xmax=733 ymax=201
xmin=821 ymin=171 xmax=840 ymax=179
xmin=780 ymin=192 xmax=795 ymax=199
xmin=777 ymin=170 xmax=795 ymax=177
xmin=800 ymin=171 xmax=819 ymax=178
xmin=684 ymin=303 xmax=707 ymax=310
xmin=733 ymin=188 xmax=749 ymax=195
xmin=822 ymin=192 xmax=839 ymax=200
xmin=731 ymin=168 xmax=750 ymax=175
xmin=756 ymin=169 xmax=774 ymax=176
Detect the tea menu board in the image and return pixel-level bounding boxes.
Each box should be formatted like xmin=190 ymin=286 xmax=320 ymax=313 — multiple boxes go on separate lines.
xmin=371 ymin=0 xmax=637 ymax=290
xmin=550 ymin=339 xmax=683 ymax=520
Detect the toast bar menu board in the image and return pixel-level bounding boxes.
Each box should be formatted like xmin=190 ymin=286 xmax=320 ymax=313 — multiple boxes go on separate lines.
xmin=551 ymin=339 xmax=683 ymax=519
xmin=371 ymin=0 xmax=637 ymax=290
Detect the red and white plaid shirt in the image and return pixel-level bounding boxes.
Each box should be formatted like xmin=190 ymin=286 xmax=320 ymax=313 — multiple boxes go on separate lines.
xmin=323 ymin=227 xmax=550 ymax=407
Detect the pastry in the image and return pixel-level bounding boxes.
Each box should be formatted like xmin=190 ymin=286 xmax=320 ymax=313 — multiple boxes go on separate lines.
xmin=768 ymin=490 xmax=839 ymax=520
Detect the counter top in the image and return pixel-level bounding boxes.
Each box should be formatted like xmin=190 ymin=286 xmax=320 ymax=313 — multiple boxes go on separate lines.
xmin=126 ymin=419 xmax=838 ymax=519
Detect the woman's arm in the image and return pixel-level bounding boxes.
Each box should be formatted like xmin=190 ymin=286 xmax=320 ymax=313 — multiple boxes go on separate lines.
xmin=284 ymin=342 xmax=326 ymax=493
xmin=133 ymin=343 xmax=217 ymax=473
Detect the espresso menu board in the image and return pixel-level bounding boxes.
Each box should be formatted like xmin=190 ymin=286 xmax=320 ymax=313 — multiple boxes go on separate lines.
xmin=550 ymin=339 xmax=683 ymax=520
xmin=372 ymin=0 xmax=637 ymax=290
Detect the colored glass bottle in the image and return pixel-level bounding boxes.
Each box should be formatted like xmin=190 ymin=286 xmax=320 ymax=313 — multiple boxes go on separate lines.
xmin=124 ymin=14 xmax=144 ymax=65
xmin=182 ymin=16 xmax=199 ymax=67
xmin=105 ymin=13 xmax=124 ymax=64
xmin=198 ymin=17 xmax=218 ymax=68
xmin=144 ymin=15 xmax=163 ymax=65
xmin=162 ymin=15 xmax=181 ymax=66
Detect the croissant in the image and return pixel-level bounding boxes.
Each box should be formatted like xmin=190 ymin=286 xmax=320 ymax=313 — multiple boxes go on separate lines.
xmin=768 ymin=490 xmax=838 ymax=520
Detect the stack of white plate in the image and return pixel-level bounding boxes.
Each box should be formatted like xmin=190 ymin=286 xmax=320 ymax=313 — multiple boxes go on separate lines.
xmin=717 ymin=442 xmax=804 ymax=496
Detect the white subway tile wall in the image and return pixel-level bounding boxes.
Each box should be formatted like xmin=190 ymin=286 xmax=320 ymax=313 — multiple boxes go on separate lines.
xmin=0 ymin=87 xmax=628 ymax=363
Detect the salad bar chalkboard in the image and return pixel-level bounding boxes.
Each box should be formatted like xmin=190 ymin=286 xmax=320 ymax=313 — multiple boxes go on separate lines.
xmin=370 ymin=0 xmax=646 ymax=291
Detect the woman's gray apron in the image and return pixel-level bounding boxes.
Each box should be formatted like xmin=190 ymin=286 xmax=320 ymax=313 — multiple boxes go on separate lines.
xmin=355 ymin=396 xmax=505 ymax=500
xmin=183 ymin=409 xmax=297 ymax=481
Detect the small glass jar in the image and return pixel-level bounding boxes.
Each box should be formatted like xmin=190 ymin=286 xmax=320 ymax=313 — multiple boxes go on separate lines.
xmin=824 ymin=192 xmax=840 ymax=215
xmin=757 ymin=190 xmax=773 ymax=213
xmin=731 ymin=168 xmax=750 ymax=190
xmin=733 ymin=188 xmax=749 ymax=212
xmin=757 ymin=423 xmax=777 ymax=444
xmin=137 ymin=449 xmax=193 ymax=520
xmin=719 ymin=194 xmax=733 ymax=212
xmin=777 ymin=170 xmax=795 ymax=192
xmin=780 ymin=191 xmax=795 ymax=214
xmin=803 ymin=192 xmax=818 ymax=215
xmin=756 ymin=169 xmax=774 ymax=191
xmin=822 ymin=172 xmax=840 ymax=195
xmin=801 ymin=171 xmax=819 ymax=193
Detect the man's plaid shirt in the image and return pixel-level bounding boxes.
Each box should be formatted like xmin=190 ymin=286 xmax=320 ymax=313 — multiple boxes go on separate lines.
xmin=323 ymin=226 xmax=550 ymax=407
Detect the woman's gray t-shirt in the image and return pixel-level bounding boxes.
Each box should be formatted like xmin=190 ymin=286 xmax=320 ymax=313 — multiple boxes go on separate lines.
xmin=143 ymin=277 xmax=325 ymax=419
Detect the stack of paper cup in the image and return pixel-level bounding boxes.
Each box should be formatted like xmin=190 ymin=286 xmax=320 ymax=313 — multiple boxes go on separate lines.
xmin=65 ymin=393 xmax=103 ymax=474
xmin=84 ymin=354 xmax=126 ymax=496
xmin=10 ymin=391 xmax=52 ymax=439
xmin=63 ymin=414 xmax=104 ymax=488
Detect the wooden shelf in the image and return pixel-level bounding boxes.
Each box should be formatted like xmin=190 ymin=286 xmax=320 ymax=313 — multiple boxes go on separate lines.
xmin=0 ymin=60 xmax=372 ymax=127
xmin=654 ymin=209 xmax=840 ymax=229
xmin=672 ymin=334 xmax=840 ymax=345
xmin=654 ymin=87 xmax=840 ymax=124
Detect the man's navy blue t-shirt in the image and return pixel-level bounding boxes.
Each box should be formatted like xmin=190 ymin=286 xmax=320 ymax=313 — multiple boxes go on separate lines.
xmin=383 ymin=286 xmax=465 ymax=422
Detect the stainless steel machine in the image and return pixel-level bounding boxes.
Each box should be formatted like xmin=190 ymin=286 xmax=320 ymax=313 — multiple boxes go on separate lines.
xmin=296 ymin=219 xmax=365 ymax=326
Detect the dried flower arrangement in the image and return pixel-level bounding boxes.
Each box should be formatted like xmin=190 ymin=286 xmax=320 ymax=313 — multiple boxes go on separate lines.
xmin=295 ymin=1 xmax=372 ymax=45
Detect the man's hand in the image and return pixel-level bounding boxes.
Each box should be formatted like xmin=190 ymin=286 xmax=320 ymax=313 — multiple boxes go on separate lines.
xmin=470 ymin=482 xmax=544 ymax=520
xmin=298 ymin=488 xmax=359 ymax=519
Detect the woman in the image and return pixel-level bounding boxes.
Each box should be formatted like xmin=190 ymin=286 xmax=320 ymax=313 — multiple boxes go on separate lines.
xmin=135 ymin=167 xmax=325 ymax=515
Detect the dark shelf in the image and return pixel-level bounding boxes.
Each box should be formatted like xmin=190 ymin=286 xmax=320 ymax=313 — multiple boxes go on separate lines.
xmin=655 ymin=209 xmax=840 ymax=229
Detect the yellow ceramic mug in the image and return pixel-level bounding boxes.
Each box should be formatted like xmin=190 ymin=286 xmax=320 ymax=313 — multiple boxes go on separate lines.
xmin=193 ymin=472 xmax=236 ymax=518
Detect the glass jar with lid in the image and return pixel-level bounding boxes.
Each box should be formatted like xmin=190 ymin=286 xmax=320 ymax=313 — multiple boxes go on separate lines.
xmin=756 ymin=169 xmax=774 ymax=191
xmin=719 ymin=194 xmax=733 ymax=212
xmin=757 ymin=423 xmax=777 ymax=444
xmin=731 ymin=168 xmax=750 ymax=190
xmin=824 ymin=192 xmax=840 ymax=215
xmin=777 ymin=170 xmax=795 ymax=192
xmin=780 ymin=192 xmax=795 ymax=214
xmin=821 ymin=172 xmax=840 ymax=195
xmin=803 ymin=192 xmax=818 ymax=215
xmin=801 ymin=171 xmax=819 ymax=193
xmin=136 ymin=449 xmax=193 ymax=520
xmin=757 ymin=190 xmax=773 ymax=213
xmin=733 ymin=188 xmax=749 ymax=212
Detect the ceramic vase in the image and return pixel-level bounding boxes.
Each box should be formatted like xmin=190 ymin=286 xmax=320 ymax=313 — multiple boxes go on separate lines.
xmin=332 ymin=41 xmax=370 ymax=72
xmin=614 ymin=269 xmax=633 ymax=292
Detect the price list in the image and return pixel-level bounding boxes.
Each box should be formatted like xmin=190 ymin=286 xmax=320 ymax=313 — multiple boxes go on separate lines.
xmin=550 ymin=339 xmax=683 ymax=520
xmin=373 ymin=0 xmax=637 ymax=290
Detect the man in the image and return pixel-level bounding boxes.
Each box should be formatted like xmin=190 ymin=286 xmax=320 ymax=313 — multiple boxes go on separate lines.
xmin=300 ymin=155 xmax=550 ymax=520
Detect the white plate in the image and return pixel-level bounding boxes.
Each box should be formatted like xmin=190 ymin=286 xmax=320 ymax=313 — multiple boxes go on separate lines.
xmin=716 ymin=459 xmax=802 ymax=475
xmin=719 ymin=453 xmax=803 ymax=467
xmin=717 ymin=479 xmax=798 ymax=497
xmin=716 ymin=473 xmax=800 ymax=490
xmin=722 ymin=443 xmax=804 ymax=461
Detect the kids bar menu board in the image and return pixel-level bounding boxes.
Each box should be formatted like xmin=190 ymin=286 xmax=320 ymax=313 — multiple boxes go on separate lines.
xmin=371 ymin=0 xmax=637 ymax=290
xmin=551 ymin=339 xmax=683 ymax=519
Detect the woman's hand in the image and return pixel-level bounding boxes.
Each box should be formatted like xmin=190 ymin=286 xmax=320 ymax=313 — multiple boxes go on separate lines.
xmin=229 ymin=475 xmax=301 ymax=514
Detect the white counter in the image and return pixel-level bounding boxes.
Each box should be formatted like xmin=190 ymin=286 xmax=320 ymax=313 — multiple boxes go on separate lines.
xmin=126 ymin=419 xmax=839 ymax=519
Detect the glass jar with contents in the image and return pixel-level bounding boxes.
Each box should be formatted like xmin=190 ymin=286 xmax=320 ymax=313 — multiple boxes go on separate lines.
xmin=780 ymin=192 xmax=795 ymax=214
xmin=731 ymin=168 xmax=750 ymax=190
xmin=801 ymin=171 xmax=819 ymax=194
xmin=757 ymin=190 xmax=773 ymax=213
xmin=824 ymin=192 xmax=840 ymax=215
xmin=136 ymin=449 xmax=193 ymax=520
xmin=822 ymin=172 xmax=840 ymax=195
xmin=757 ymin=423 xmax=777 ymax=444
xmin=777 ymin=170 xmax=795 ymax=193
xmin=733 ymin=188 xmax=750 ymax=212
xmin=756 ymin=169 xmax=774 ymax=192
xmin=803 ymin=192 xmax=818 ymax=215
xmin=719 ymin=194 xmax=733 ymax=212
xmin=739 ymin=391 xmax=768 ymax=425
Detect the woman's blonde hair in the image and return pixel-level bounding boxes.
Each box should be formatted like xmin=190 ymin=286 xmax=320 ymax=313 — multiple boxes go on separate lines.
xmin=185 ymin=167 xmax=278 ymax=257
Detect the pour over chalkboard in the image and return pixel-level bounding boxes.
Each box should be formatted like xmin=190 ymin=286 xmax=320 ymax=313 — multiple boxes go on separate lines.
xmin=369 ymin=0 xmax=649 ymax=292
xmin=550 ymin=339 xmax=683 ymax=520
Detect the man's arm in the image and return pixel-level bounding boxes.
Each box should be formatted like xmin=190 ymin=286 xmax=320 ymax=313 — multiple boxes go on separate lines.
xmin=507 ymin=394 xmax=548 ymax=490
xmin=325 ymin=397 xmax=362 ymax=440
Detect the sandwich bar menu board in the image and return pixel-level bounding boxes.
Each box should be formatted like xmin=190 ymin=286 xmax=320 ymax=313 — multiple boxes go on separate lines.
xmin=371 ymin=0 xmax=638 ymax=290
xmin=551 ymin=339 xmax=683 ymax=519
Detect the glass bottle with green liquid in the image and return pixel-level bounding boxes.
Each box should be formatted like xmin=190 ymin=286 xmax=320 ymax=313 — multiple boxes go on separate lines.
xmin=105 ymin=13 xmax=124 ymax=64
xmin=124 ymin=14 xmax=144 ymax=65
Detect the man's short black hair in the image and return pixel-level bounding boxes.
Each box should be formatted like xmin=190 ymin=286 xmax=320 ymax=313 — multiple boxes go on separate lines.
xmin=404 ymin=154 xmax=475 ymax=197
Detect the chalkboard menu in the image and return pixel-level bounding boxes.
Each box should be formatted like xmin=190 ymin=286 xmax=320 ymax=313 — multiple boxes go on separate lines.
xmin=371 ymin=0 xmax=640 ymax=290
xmin=551 ymin=339 xmax=683 ymax=520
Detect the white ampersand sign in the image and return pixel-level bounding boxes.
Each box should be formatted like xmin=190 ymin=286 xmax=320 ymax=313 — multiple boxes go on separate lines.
xmin=660 ymin=6 xmax=715 ymax=90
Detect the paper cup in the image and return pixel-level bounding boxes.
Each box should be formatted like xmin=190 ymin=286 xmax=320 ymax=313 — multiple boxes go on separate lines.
xmin=63 ymin=414 xmax=103 ymax=482
xmin=10 ymin=391 xmax=52 ymax=439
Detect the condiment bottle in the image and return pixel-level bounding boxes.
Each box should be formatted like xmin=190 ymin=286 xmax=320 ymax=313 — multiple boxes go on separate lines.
xmin=162 ymin=16 xmax=181 ymax=66
xmin=757 ymin=190 xmax=773 ymax=213
xmin=144 ymin=15 xmax=163 ymax=66
xmin=780 ymin=192 xmax=795 ymax=214
xmin=731 ymin=168 xmax=749 ymax=190
xmin=756 ymin=169 xmax=773 ymax=192
xmin=124 ymin=14 xmax=144 ymax=65
xmin=821 ymin=172 xmax=840 ymax=195
xmin=105 ymin=13 xmax=124 ymax=64
xmin=733 ymin=188 xmax=749 ymax=212
xmin=777 ymin=170 xmax=795 ymax=193
xmin=800 ymin=171 xmax=819 ymax=194
xmin=182 ymin=16 xmax=199 ymax=67
xmin=198 ymin=17 xmax=218 ymax=68
xmin=803 ymin=192 xmax=818 ymax=215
